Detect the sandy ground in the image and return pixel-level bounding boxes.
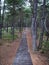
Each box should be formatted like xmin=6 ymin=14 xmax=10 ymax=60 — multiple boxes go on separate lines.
xmin=0 ymin=34 xmax=21 ymax=65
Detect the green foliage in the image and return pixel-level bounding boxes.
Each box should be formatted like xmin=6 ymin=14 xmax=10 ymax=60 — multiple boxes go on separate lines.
xmin=24 ymin=7 xmax=31 ymax=17
xmin=2 ymin=27 xmax=18 ymax=40
xmin=42 ymin=41 xmax=49 ymax=53
xmin=6 ymin=0 xmax=25 ymax=6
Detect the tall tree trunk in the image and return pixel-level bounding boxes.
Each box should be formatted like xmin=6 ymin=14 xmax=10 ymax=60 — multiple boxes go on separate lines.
xmin=0 ymin=0 xmax=2 ymax=39
xmin=30 ymin=0 xmax=38 ymax=51
xmin=19 ymin=8 xmax=23 ymax=33
xmin=11 ymin=3 xmax=16 ymax=40
xmin=6 ymin=21 xmax=8 ymax=32
xmin=2 ymin=0 xmax=5 ymax=28
xmin=38 ymin=0 xmax=46 ymax=49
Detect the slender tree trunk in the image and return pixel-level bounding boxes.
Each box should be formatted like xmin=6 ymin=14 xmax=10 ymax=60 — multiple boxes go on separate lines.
xmin=38 ymin=0 xmax=46 ymax=49
xmin=19 ymin=14 xmax=22 ymax=32
xmin=30 ymin=0 xmax=38 ymax=51
xmin=6 ymin=21 xmax=8 ymax=32
xmin=0 ymin=0 xmax=2 ymax=39
xmin=2 ymin=0 xmax=5 ymax=28
xmin=19 ymin=8 xmax=23 ymax=33
xmin=11 ymin=3 xmax=16 ymax=40
xmin=44 ymin=14 xmax=49 ymax=41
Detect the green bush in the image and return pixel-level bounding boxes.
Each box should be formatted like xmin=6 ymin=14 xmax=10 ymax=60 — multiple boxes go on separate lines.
xmin=2 ymin=28 xmax=19 ymax=41
xmin=42 ymin=41 xmax=49 ymax=53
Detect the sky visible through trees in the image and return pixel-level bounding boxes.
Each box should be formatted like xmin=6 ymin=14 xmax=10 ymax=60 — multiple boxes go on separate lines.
xmin=0 ymin=0 xmax=49 ymax=65
xmin=1 ymin=0 xmax=30 ymax=14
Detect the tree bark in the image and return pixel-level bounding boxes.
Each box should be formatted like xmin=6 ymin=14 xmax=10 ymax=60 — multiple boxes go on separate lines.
xmin=6 ymin=21 xmax=8 ymax=32
xmin=30 ymin=0 xmax=38 ymax=51
xmin=2 ymin=0 xmax=5 ymax=28
xmin=19 ymin=8 xmax=23 ymax=32
xmin=38 ymin=0 xmax=46 ymax=49
xmin=11 ymin=3 xmax=15 ymax=40
xmin=0 ymin=0 xmax=2 ymax=39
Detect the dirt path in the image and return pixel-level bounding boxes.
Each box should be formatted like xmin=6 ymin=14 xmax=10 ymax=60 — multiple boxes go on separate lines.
xmin=13 ymin=30 xmax=33 ymax=65
xmin=0 ymin=39 xmax=21 ymax=65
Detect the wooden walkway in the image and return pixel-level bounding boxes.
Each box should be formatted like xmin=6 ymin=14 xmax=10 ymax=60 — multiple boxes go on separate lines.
xmin=12 ymin=28 xmax=49 ymax=65
xmin=13 ymin=31 xmax=33 ymax=65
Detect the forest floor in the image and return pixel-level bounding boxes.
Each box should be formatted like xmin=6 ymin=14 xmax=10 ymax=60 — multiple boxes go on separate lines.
xmin=0 ymin=28 xmax=49 ymax=65
xmin=0 ymin=33 xmax=21 ymax=65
